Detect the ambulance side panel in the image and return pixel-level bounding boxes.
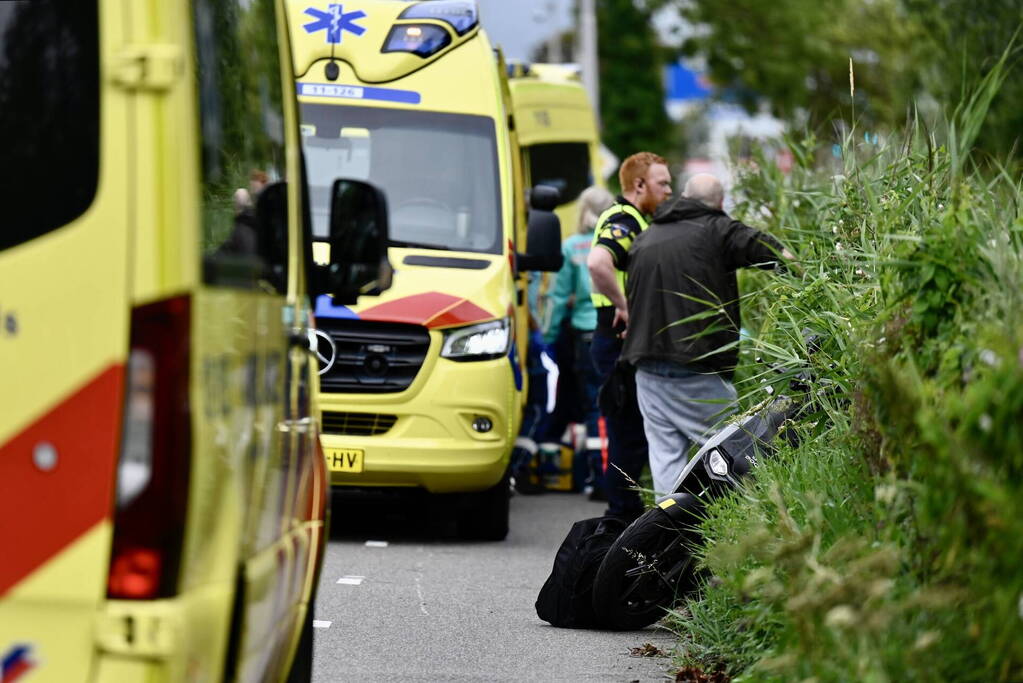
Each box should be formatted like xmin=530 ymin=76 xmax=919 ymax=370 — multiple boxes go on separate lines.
xmin=0 ymin=1 xmax=130 ymax=680
xmin=0 ymin=1 xmax=324 ymax=681
xmin=102 ymin=1 xmax=324 ymax=680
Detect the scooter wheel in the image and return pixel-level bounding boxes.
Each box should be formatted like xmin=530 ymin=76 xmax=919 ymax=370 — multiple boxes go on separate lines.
xmin=591 ymin=504 xmax=701 ymax=630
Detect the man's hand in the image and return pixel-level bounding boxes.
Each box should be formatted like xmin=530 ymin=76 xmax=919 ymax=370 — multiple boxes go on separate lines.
xmin=781 ymin=247 xmax=804 ymax=277
xmin=612 ymin=306 xmax=629 ymax=338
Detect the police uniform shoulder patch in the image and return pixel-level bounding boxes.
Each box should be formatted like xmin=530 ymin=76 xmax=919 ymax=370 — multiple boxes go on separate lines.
xmin=604 ymin=222 xmax=629 ymax=240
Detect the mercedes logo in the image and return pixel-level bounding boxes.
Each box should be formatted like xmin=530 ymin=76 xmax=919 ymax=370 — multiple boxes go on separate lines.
xmin=313 ymin=329 xmax=337 ymax=375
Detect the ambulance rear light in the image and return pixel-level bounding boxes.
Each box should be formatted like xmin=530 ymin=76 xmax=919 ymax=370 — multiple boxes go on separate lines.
xmin=398 ymin=0 xmax=478 ymax=35
xmin=107 ymin=548 xmax=162 ymax=600
xmin=117 ymin=349 xmax=155 ymax=508
xmin=382 ymin=24 xmax=451 ymax=58
xmin=108 ymin=295 xmax=191 ymax=600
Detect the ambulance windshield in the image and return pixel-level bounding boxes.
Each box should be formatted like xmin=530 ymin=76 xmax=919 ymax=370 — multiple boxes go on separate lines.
xmin=302 ymin=104 xmax=502 ymax=254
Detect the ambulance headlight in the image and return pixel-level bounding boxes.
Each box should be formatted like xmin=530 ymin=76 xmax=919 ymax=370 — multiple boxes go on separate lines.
xmin=382 ymin=24 xmax=452 ymax=58
xmin=441 ymin=318 xmax=511 ymax=361
xmin=398 ymin=0 xmax=479 ymax=35
xmin=708 ymin=449 xmax=729 ymax=477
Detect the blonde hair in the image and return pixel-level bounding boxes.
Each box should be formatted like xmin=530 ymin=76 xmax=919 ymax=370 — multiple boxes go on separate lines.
xmin=576 ymin=186 xmax=615 ymax=233
xmin=619 ymin=152 xmax=667 ymax=194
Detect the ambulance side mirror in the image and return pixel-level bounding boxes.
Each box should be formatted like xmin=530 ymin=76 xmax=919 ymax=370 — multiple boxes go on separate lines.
xmin=517 ymin=184 xmax=563 ymax=273
xmin=326 ymin=179 xmax=393 ymax=305
xmin=529 ymin=184 xmax=560 ymax=212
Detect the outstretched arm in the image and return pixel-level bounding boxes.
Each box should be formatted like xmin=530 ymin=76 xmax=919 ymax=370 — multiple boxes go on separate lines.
xmin=725 ymin=220 xmax=800 ymax=274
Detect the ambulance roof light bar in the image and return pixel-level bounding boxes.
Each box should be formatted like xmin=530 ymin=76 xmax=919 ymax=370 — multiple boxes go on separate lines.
xmin=398 ymin=0 xmax=479 ymax=36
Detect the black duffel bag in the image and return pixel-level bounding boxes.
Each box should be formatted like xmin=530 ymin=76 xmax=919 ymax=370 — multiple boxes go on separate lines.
xmin=535 ymin=515 xmax=627 ymax=628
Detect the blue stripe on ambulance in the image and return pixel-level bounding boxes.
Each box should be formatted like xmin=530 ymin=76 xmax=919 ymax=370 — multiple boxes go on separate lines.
xmin=508 ymin=340 xmax=522 ymax=391
xmin=315 ymin=294 xmax=360 ymax=320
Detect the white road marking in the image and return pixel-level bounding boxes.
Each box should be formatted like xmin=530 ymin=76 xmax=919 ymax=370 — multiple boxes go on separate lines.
xmin=365 ymin=540 xmax=389 ymax=548
xmin=415 ymin=575 xmax=429 ymax=616
xmin=312 ymin=621 xmax=332 ymax=629
xmin=337 ymin=576 xmax=365 ymax=585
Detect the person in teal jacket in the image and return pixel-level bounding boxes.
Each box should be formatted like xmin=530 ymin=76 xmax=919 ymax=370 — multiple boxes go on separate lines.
xmin=542 ymin=186 xmax=615 ymax=498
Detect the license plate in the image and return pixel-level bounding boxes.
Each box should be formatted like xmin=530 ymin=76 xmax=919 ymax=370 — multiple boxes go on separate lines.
xmin=324 ymin=448 xmax=364 ymax=473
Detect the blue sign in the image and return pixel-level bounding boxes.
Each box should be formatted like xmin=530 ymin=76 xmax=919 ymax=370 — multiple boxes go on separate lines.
xmin=303 ymin=4 xmax=367 ymax=45
xmin=298 ymin=83 xmax=422 ymax=105
xmin=665 ymin=61 xmax=711 ymax=102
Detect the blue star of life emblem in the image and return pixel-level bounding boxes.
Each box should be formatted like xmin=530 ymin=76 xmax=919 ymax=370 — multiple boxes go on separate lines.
xmin=304 ymin=4 xmax=367 ymax=44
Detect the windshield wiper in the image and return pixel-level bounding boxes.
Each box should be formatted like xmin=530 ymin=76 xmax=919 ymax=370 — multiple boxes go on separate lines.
xmin=388 ymin=240 xmax=454 ymax=252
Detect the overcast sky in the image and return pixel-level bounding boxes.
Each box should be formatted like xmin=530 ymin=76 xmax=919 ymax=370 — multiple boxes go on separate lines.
xmin=476 ymin=0 xmax=574 ymax=62
xmin=475 ymin=1 xmax=685 ymax=64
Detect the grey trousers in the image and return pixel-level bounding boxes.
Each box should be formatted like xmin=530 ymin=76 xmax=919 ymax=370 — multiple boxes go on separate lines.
xmin=635 ymin=363 xmax=737 ymax=494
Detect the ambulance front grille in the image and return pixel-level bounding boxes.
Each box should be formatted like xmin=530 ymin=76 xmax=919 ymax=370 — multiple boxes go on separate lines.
xmin=321 ymin=411 xmax=398 ymax=436
xmin=315 ymin=319 xmax=431 ymax=394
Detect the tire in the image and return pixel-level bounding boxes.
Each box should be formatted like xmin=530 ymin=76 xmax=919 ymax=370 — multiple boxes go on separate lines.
xmin=284 ymin=606 xmax=314 ymax=683
xmin=591 ymin=506 xmax=701 ymax=630
xmin=457 ymin=469 xmax=511 ymax=541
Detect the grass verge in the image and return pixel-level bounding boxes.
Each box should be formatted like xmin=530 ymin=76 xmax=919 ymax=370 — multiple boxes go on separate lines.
xmin=667 ymin=53 xmax=1023 ymax=682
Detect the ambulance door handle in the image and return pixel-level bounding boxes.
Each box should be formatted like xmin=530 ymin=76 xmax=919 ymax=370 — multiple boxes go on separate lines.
xmin=111 ymin=44 xmax=183 ymax=92
xmin=278 ymin=417 xmax=315 ymax=434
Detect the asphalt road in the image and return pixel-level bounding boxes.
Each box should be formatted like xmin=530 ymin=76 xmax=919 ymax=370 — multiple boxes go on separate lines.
xmin=311 ymin=489 xmax=676 ymax=682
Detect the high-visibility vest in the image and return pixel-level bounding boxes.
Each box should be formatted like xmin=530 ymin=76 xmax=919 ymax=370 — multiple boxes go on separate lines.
xmin=589 ymin=202 xmax=648 ymax=308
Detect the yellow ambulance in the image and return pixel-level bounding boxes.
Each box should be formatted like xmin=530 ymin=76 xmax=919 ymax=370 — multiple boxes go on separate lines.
xmin=508 ymin=62 xmax=605 ymax=239
xmin=0 ymin=1 xmax=387 ymax=681
xmin=287 ymin=0 xmax=563 ymax=540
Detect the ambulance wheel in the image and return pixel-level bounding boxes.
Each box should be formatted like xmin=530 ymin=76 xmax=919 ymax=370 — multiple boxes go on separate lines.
xmin=285 ymin=606 xmax=314 ymax=683
xmin=458 ymin=469 xmax=510 ymax=541
xmin=591 ymin=507 xmax=699 ymax=630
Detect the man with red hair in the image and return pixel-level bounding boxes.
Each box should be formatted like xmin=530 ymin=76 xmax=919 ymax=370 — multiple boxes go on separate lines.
xmin=586 ymin=152 xmax=673 ymax=520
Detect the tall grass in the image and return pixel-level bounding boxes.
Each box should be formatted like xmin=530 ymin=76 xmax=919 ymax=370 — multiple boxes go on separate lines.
xmin=667 ymin=56 xmax=1023 ymax=681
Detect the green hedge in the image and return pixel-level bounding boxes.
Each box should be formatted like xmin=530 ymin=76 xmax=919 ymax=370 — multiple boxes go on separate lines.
xmin=669 ymin=55 xmax=1023 ymax=682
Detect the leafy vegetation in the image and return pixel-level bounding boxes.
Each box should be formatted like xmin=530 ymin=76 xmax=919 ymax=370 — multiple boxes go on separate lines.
xmin=673 ymin=0 xmax=1023 ymax=159
xmin=667 ymin=55 xmax=1023 ymax=681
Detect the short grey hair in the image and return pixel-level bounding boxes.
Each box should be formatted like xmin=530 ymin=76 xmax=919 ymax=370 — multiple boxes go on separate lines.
xmin=683 ymin=173 xmax=724 ymax=209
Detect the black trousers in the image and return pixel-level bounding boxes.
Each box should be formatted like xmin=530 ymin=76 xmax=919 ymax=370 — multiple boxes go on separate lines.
xmin=590 ymin=329 xmax=648 ymax=520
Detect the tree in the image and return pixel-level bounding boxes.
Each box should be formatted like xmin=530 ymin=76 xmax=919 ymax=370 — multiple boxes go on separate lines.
xmin=672 ymin=0 xmax=1022 ymax=159
xmin=904 ymin=0 xmax=1023 ymax=160
xmin=596 ymin=0 xmax=674 ymax=169
xmin=676 ymin=0 xmax=933 ymax=132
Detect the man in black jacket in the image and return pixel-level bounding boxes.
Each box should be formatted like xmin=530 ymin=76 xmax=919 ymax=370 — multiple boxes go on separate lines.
xmin=621 ymin=174 xmax=795 ymax=493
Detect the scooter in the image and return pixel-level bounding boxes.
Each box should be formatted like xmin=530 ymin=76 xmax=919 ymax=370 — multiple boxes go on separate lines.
xmin=590 ymin=342 xmax=825 ymax=630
